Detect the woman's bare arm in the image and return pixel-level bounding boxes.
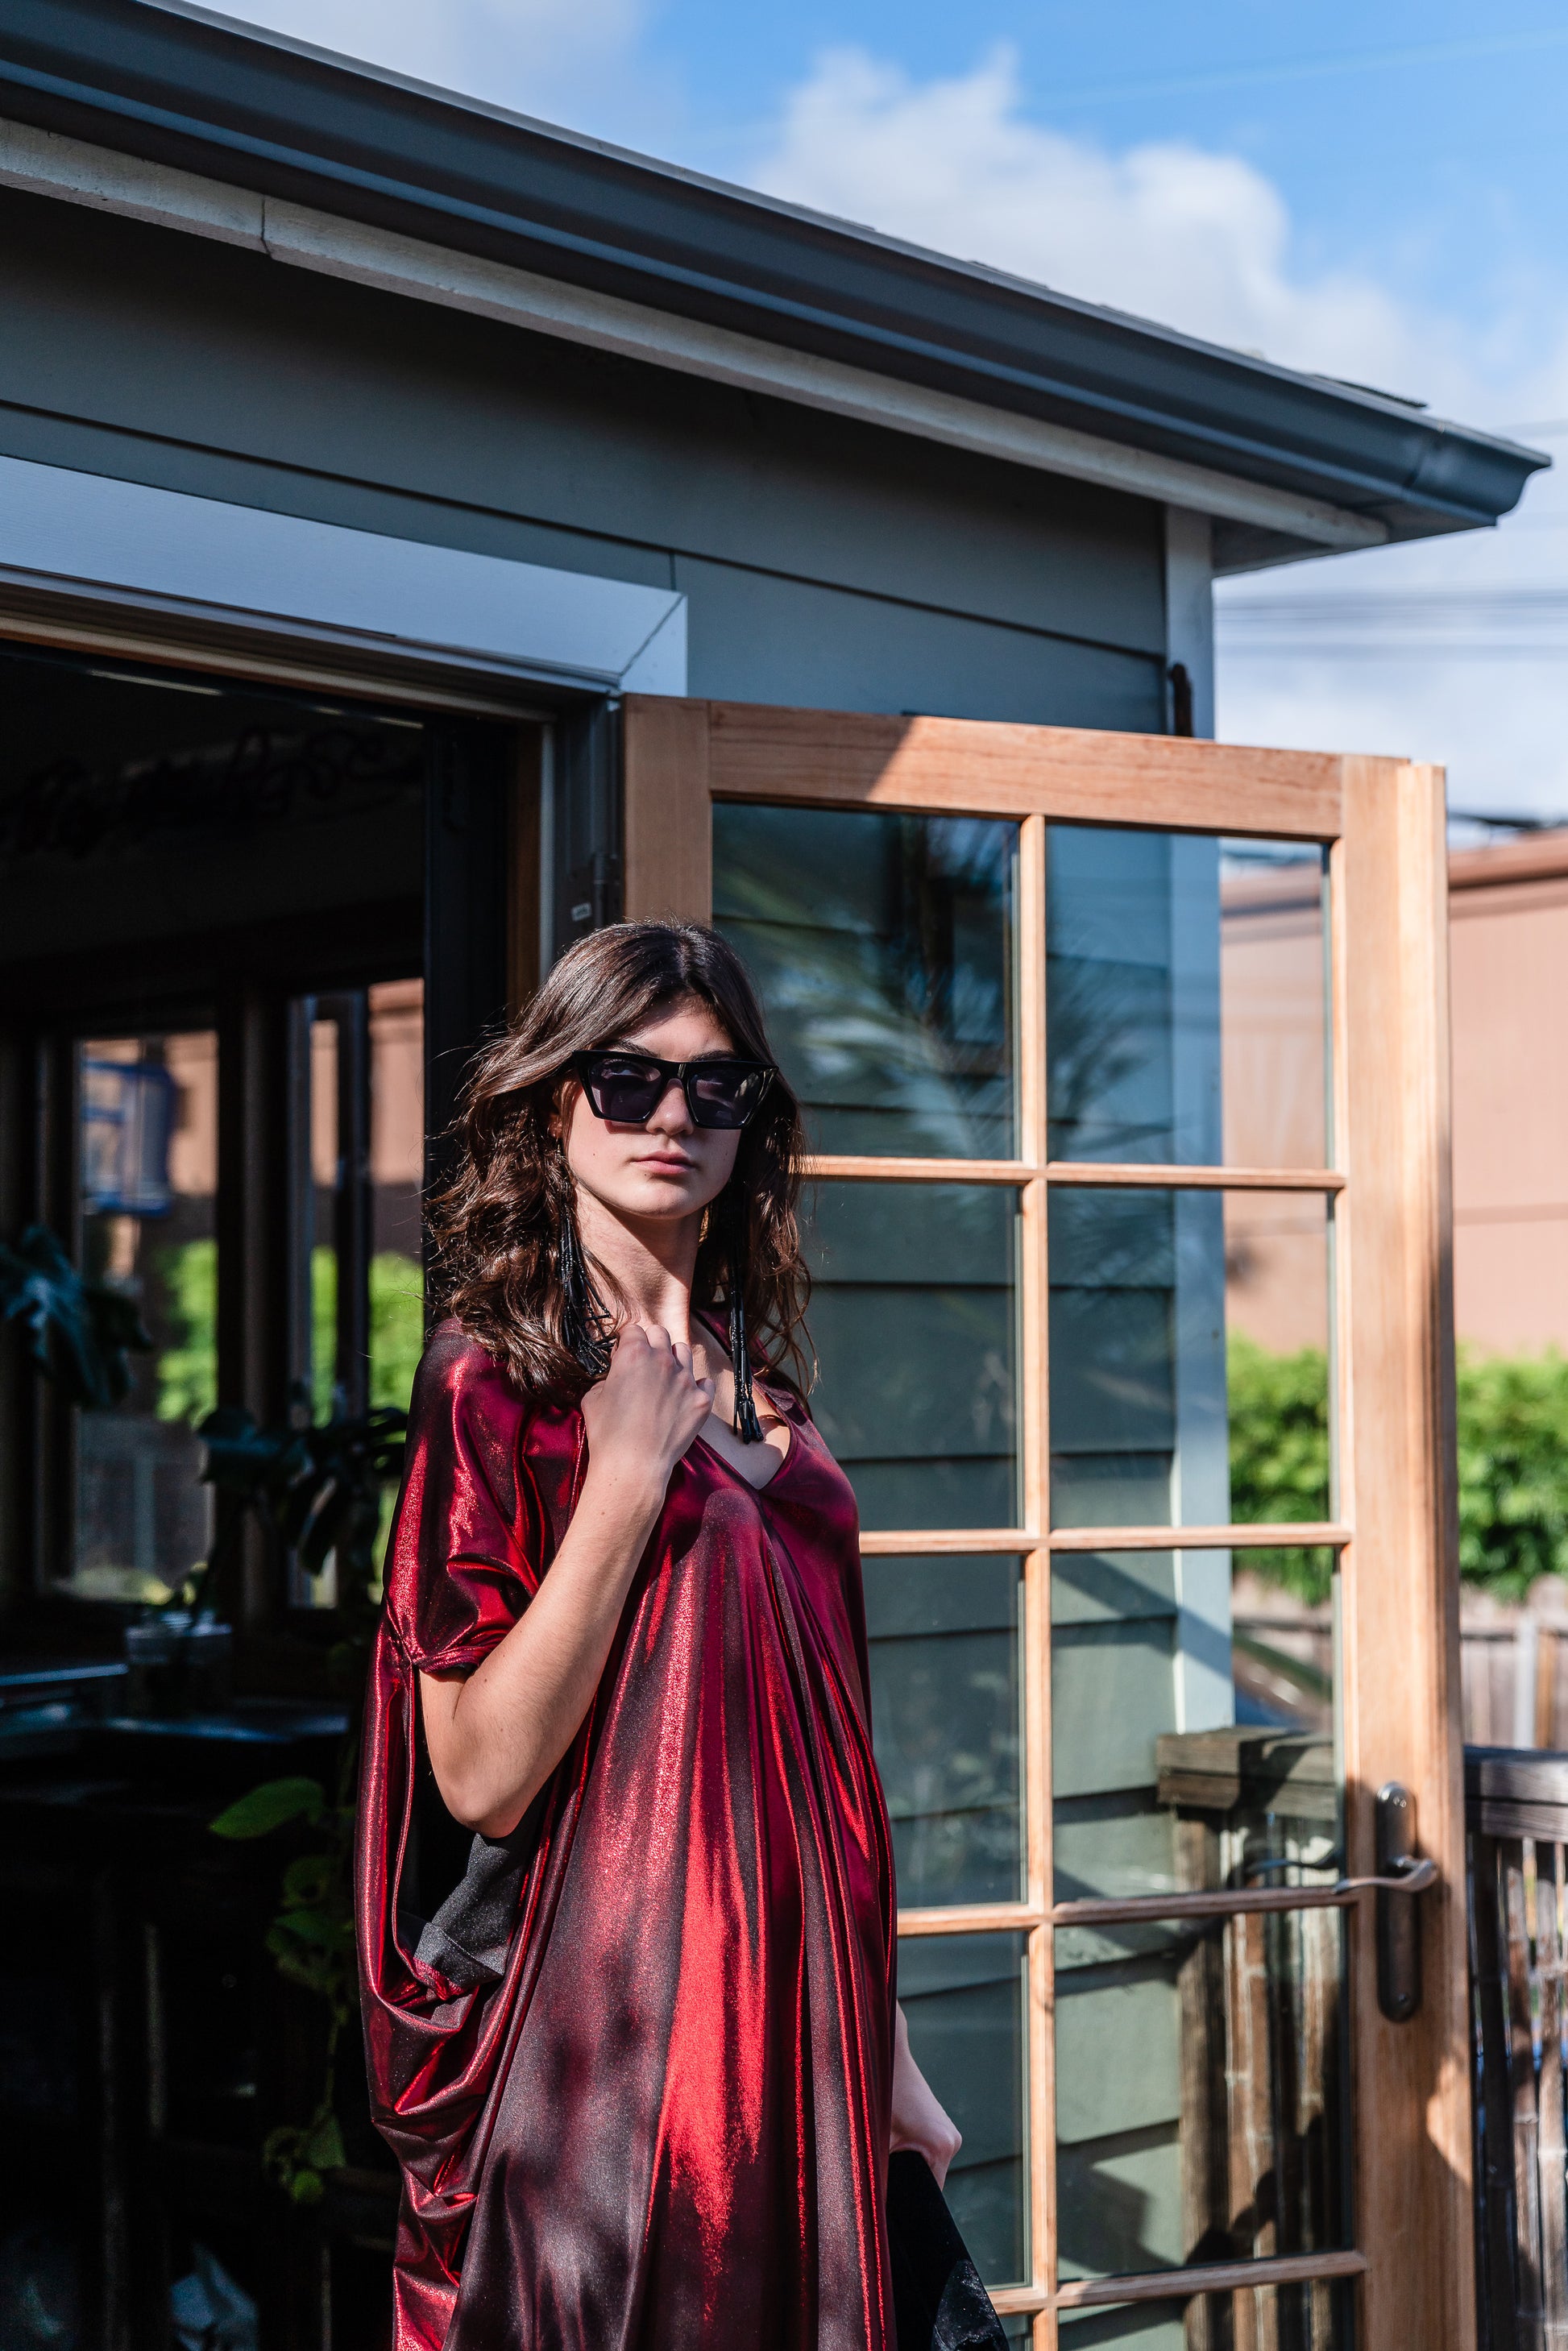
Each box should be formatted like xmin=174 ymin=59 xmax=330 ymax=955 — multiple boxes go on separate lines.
xmin=418 ymin=1325 xmax=712 ymax=1838
xmin=890 ymin=2004 xmax=963 ymax=2186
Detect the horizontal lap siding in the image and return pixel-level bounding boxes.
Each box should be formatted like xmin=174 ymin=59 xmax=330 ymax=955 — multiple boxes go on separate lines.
xmin=0 ymin=186 xmax=1168 ymax=719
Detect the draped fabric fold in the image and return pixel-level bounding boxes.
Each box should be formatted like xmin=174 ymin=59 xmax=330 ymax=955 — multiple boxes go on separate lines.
xmin=355 ymin=1321 xmax=898 ymax=2351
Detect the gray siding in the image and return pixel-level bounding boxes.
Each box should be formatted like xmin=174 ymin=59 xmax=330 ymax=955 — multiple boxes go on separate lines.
xmin=0 ymin=187 xmax=1166 ymax=724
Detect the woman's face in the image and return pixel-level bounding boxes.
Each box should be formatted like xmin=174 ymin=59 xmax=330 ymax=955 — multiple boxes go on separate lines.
xmin=561 ymin=996 xmax=745 ymax=1229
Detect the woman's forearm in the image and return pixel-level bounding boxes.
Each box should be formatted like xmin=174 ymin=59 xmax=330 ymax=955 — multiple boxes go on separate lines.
xmin=419 ymin=1456 xmax=666 ymax=1836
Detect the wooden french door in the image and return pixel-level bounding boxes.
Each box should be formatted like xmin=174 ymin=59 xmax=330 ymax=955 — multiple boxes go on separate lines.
xmin=622 ymin=701 xmax=1467 ymax=2351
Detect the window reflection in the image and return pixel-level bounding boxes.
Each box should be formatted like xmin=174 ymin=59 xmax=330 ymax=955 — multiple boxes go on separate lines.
xmin=1055 ymin=1900 xmax=1347 ymax=2285
xmin=1048 ymin=1188 xmax=1331 ymax=1531
xmin=898 ymin=1931 xmax=1029 ymax=2287
xmin=866 ymin=1555 xmax=1023 ymax=1907
xmin=1057 ymin=2278 xmax=1350 ymax=2349
xmin=805 ymin=1181 xmax=1020 ymax=1529
xmin=1052 ymin=1545 xmax=1340 ymax=1914
xmin=1047 ymin=828 xmax=1328 ymax=1167
xmin=73 ymin=1031 xmax=217 ymax=1603
xmin=714 ymin=803 xmax=1018 ymax=1158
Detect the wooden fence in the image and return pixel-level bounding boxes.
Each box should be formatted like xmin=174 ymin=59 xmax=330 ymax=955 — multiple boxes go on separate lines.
xmin=1468 ymin=1747 xmax=1568 ymax=2349
xmin=1237 ymin=1613 xmax=1568 ymax=1749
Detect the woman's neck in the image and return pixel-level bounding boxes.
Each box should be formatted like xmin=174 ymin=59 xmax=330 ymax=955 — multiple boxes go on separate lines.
xmin=575 ymin=1190 xmax=702 ymax=1346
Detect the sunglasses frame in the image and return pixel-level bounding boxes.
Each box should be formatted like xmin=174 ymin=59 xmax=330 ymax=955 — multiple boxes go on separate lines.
xmin=569 ymin=1048 xmax=776 ymax=1131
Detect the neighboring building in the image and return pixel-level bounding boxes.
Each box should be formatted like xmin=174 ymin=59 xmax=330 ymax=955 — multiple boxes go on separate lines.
xmin=1450 ymin=829 xmax=1568 ymax=1353
xmin=0 ymin=5 xmax=1547 ymax=2347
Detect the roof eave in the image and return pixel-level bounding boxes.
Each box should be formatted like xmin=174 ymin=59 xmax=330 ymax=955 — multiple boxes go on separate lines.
xmin=0 ymin=0 xmax=1548 ymax=557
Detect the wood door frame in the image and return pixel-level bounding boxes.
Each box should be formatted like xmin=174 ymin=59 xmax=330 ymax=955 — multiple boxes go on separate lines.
xmin=624 ymin=695 xmax=1468 ymax=2349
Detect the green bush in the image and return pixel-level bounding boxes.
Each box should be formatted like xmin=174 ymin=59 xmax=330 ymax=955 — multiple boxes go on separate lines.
xmin=156 ymin=1240 xmax=424 ymax=1425
xmin=1227 ymin=1333 xmax=1568 ymax=1604
xmin=157 ymin=1236 xmax=218 ymax=1424
xmin=1226 ymin=1333 xmax=1334 ymax=1603
xmin=369 ymin=1252 xmax=425 ymax=1414
xmin=1454 ymin=1347 xmax=1568 ymax=1598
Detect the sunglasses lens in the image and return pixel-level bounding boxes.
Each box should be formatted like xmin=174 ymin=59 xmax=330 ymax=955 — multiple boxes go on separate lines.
xmin=587 ymin=1057 xmax=663 ymax=1122
xmin=688 ymin=1065 xmax=769 ymax=1129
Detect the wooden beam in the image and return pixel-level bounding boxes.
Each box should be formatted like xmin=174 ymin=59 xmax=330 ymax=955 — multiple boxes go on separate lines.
xmin=800 ymin=1155 xmax=1347 ymax=1190
xmin=1047 ymin=1524 xmax=1350 ymax=1553
xmin=700 ymin=700 xmax=1344 ymax=839
xmin=622 ymin=695 xmax=712 ymax=922
xmin=859 ymin=1528 xmax=1031 ymax=1555
xmin=1044 ymin=1162 xmax=1346 ymax=1192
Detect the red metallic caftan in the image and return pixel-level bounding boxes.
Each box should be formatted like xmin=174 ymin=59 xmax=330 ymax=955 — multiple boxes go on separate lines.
xmin=355 ymin=1321 xmax=898 ymax=2350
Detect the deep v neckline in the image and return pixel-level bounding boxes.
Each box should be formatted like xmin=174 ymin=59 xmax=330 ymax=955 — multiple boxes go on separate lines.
xmin=692 ymin=1418 xmax=795 ymax=1497
xmin=691 ymin=1313 xmax=796 ymax=1496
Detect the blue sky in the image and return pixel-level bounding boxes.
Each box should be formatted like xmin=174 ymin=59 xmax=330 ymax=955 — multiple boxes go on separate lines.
xmin=224 ymin=0 xmax=1568 ymax=817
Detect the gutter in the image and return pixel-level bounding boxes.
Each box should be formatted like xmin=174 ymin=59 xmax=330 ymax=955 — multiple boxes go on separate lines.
xmin=0 ymin=0 xmax=1548 ymax=558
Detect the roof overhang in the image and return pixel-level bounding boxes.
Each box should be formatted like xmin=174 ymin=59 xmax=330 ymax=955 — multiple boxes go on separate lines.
xmin=0 ymin=0 xmax=1549 ymax=573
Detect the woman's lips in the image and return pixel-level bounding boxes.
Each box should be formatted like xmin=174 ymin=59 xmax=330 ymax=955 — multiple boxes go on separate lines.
xmin=635 ymin=1155 xmax=698 ymax=1174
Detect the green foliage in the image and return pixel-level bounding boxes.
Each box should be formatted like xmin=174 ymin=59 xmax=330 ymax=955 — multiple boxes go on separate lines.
xmin=210 ymin=1776 xmax=326 ymax=1839
xmin=1454 ymin=1346 xmax=1568 ymax=1599
xmin=157 ymin=1236 xmax=217 ymax=1423
xmin=0 ymin=1223 xmax=152 ymax=1409
xmin=212 ymin=1770 xmax=357 ymax=2205
xmin=370 ymin=1251 xmax=424 ymax=1412
xmin=198 ymin=1398 xmax=406 ymax=1586
xmin=159 ymin=1242 xmax=421 ymax=1426
xmin=312 ymin=1246 xmax=336 ymax=1420
xmin=1226 ymin=1333 xmax=1334 ymax=1604
xmin=1228 ymin=1333 xmax=1568 ymax=1604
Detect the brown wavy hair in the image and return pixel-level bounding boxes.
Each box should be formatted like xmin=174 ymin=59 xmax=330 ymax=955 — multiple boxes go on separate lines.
xmin=426 ymin=922 xmax=811 ymax=1401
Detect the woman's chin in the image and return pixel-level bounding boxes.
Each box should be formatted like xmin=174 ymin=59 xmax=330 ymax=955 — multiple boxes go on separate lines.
xmin=609 ymin=1180 xmax=713 ymax=1223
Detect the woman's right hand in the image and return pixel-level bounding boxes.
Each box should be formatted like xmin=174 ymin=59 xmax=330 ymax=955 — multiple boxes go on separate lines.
xmin=579 ymin=1323 xmax=715 ymax=1499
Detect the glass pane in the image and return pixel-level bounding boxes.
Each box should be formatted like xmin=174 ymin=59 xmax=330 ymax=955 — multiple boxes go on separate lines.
xmin=898 ymin=1931 xmax=1028 ymax=2287
xmin=806 ymin=1181 xmax=1020 ymax=1529
xmin=1049 ymin=1189 xmax=1331 ymax=1530
xmin=866 ymin=1555 xmax=1024 ymax=1908
xmin=714 ymin=802 xmax=1018 ymax=1156
xmin=309 ymin=1011 xmax=340 ymax=1420
xmin=1057 ymin=2278 xmax=1350 ymax=2348
xmin=1055 ymin=1901 xmax=1349 ymax=2283
xmin=369 ymin=977 xmax=425 ymax=1415
xmin=73 ymin=1032 xmax=218 ymax=1603
xmin=1052 ymin=1471 xmax=1340 ymax=1902
xmin=1047 ymin=829 xmax=1328 ymax=1168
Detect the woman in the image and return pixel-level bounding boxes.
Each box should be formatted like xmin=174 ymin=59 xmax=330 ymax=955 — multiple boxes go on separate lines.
xmin=356 ymin=921 xmax=961 ymax=2351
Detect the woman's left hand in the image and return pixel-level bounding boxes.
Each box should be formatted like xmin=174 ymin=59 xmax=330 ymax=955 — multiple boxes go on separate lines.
xmin=890 ymin=2003 xmax=962 ymax=2187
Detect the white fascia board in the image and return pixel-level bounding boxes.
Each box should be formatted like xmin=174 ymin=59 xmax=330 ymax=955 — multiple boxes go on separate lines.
xmin=0 ymin=117 xmax=1388 ymax=558
xmin=0 ymin=451 xmax=686 ymax=692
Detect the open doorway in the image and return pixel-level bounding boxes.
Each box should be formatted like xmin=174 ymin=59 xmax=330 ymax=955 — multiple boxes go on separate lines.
xmin=0 ymin=642 xmax=528 ymax=1640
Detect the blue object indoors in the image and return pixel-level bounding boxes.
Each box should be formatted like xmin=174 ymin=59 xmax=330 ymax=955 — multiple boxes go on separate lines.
xmin=81 ymin=1059 xmax=176 ymax=1216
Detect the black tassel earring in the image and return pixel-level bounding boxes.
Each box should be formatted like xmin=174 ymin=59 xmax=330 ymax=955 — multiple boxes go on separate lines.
xmin=558 ymin=1175 xmax=612 ymax=1379
xmin=726 ymin=1190 xmax=763 ymax=1444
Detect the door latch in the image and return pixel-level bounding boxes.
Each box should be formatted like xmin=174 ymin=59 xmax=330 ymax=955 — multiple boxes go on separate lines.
xmin=1375 ymin=1782 xmax=1428 ymax=2021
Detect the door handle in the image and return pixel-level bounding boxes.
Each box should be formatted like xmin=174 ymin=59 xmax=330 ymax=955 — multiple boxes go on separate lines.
xmin=1375 ymin=1781 xmax=1429 ymax=2021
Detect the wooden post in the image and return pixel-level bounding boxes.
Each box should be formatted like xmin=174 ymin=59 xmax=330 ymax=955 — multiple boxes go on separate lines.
xmin=1535 ymin=1843 xmax=1568 ymax=2345
xmin=1336 ymin=759 xmax=1474 ymax=2348
xmin=1504 ymin=1843 xmax=1545 ymax=2349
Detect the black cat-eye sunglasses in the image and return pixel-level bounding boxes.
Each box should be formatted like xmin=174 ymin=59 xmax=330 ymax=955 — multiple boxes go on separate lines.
xmin=570 ymin=1049 xmax=775 ymax=1131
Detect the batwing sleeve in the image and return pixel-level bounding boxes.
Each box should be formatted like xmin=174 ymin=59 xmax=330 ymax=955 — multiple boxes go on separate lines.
xmin=381 ymin=1323 xmax=548 ymax=1676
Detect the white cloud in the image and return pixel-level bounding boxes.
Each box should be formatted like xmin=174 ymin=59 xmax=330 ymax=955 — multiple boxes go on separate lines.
xmin=753 ymin=45 xmax=1568 ymax=819
xmin=753 ymin=47 xmax=1454 ymax=397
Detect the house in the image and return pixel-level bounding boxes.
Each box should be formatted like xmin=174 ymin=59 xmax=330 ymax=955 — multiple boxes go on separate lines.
xmin=0 ymin=3 xmax=1546 ymax=2345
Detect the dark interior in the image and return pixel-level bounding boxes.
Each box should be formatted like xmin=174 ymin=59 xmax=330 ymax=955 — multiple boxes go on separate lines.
xmin=0 ymin=641 xmax=526 ymax=2350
